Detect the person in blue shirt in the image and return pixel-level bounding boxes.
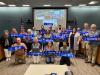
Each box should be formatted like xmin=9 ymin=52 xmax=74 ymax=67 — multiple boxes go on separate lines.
xmin=39 ymin=25 xmax=46 ymax=36
xmin=87 ymin=24 xmax=100 ymax=66
xmin=81 ymin=23 xmax=90 ymax=62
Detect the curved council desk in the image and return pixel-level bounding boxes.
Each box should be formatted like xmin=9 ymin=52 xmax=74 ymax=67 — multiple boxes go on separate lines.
xmin=24 ymin=65 xmax=68 ymax=75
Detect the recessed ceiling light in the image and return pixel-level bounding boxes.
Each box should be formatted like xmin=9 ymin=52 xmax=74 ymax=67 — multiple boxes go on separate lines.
xmin=79 ymin=4 xmax=86 ymax=6
xmin=0 ymin=2 xmax=6 ymax=5
xmin=64 ymin=4 xmax=72 ymax=6
xmin=43 ymin=5 xmax=51 ymax=7
xmin=8 ymin=4 xmax=16 ymax=7
xmin=22 ymin=5 xmax=30 ymax=7
xmin=89 ymin=1 xmax=98 ymax=4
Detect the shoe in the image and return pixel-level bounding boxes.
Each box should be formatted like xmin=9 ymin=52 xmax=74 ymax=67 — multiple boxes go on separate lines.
xmin=85 ymin=61 xmax=91 ymax=63
xmin=6 ymin=58 xmax=9 ymax=61
xmin=8 ymin=58 xmax=11 ymax=60
xmin=91 ymin=63 xmax=95 ymax=66
xmin=14 ymin=62 xmax=18 ymax=65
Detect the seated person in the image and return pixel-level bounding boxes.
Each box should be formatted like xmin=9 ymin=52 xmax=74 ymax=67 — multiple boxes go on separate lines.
xmin=12 ymin=38 xmax=27 ymax=64
xmin=44 ymin=42 xmax=55 ymax=64
xmin=60 ymin=42 xmax=71 ymax=66
xmin=31 ymin=37 xmax=41 ymax=64
xmin=60 ymin=42 xmax=70 ymax=52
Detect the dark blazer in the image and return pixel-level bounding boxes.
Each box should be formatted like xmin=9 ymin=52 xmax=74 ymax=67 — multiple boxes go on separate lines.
xmin=0 ymin=36 xmax=13 ymax=49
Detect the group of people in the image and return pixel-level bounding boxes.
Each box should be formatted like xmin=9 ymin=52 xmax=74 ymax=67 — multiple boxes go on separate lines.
xmin=0 ymin=23 xmax=100 ymax=66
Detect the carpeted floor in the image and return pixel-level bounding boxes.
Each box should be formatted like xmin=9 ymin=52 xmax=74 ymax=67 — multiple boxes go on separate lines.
xmin=0 ymin=57 xmax=100 ymax=75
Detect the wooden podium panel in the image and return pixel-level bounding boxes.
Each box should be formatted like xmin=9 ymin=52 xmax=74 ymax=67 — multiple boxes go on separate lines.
xmin=96 ymin=46 xmax=100 ymax=65
xmin=24 ymin=65 xmax=68 ymax=75
xmin=0 ymin=46 xmax=5 ymax=60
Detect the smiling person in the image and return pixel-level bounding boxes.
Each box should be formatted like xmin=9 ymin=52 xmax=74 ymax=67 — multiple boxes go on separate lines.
xmin=0 ymin=30 xmax=13 ymax=61
xmin=87 ymin=24 xmax=100 ymax=66
xmin=45 ymin=42 xmax=55 ymax=64
xmin=12 ymin=38 xmax=27 ymax=64
xmin=68 ymin=27 xmax=80 ymax=56
xmin=31 ymin=37 xmax=41 ymax=64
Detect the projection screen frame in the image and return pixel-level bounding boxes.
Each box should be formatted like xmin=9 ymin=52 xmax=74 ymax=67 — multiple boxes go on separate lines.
xmin=32 ymin=7 xmax=68 ymax=30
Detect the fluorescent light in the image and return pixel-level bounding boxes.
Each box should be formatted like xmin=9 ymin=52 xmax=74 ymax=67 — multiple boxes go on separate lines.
xmin=79 ymin=4 xmax=86 ymax=6
xmin=0 ymin=2 xmax=6 ymax=5
xmin=8 ymin=5 xmax=16 ymax=7
xmin=89 ymin=1 xmax=98 ymax=4
xmin=64 ymin=4 xmax=72 ymax=6
xmin=22 ymin=5 xmax=30 ymax=7
xmin=43 ymin=5 xmax=51 ymax=6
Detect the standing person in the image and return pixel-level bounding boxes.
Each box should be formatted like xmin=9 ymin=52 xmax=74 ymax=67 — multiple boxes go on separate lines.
xmin=68 ymin=27 xmax=80 ymax=56
xmin=31 ymin=37 xmax=41 ymax=64
xmin=11 ymin=28 xmax=18 ymax=34
xmin=56 ymin=25 xmax=63 ymax=34
xmin=44 ymin=30 xmax=52 ymax=39
xmin=56 ymin=25 xmax=64 ymax=50
xmin=81 ymin=23 xmax=90 ymax=62
xmin=39 ymin=25 xmax=46 ymax=36
xmin=12 ymin=38 xmax=27 ymax=64
xmin=25 ymin=29 xmax=33 ymax=52
xmin=10 ymin=28 xmax=18 ymax=44
xmin=32 ymin=27 xmax=37 ymax=37
xmin=20 ymin=29 xmax=27 ymax=34
xmin=20 ymin=29 xmax=27 ymax=43
xmin=0 ymin=30 xmax=13 ymax=61
xmin=87 ymin=24 xmax=100 ymax=66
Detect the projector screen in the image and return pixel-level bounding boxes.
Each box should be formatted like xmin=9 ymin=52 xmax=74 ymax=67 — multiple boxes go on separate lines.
xmin=34 ymin=9 xmax=67 ymax=30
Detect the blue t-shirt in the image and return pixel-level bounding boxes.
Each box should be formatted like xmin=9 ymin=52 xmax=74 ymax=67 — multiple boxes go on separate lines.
xmin=88 ymin=30 xmax=100 ymax=46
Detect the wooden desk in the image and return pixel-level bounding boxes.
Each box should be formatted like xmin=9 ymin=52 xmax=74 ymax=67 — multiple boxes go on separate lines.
xmin=96 ymin=46 xmax=100 ymax=65
xmin=0 ymin=46 xmax=5 ymax=60
xmin=24 ymin=65 xmax=68 ymax=75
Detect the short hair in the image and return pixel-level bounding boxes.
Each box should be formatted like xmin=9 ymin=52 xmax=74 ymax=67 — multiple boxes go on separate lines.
xmin=16 ymin=38 xmax=21 ymax=41
xmin=27 ymin=29 xmax=32 ymax=32
xmin=91 ymin=24 xmax=96 ymax=28
xmin=48 ymin=41 xmax=53 ymax=46
xmin=4 ymin=30 xmax=9 ymax=33
xmin=34 ymin=37 xmax=38 ymax=41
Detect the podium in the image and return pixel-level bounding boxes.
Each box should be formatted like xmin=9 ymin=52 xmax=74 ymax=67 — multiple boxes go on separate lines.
xmin=24 ymin=65 xmax=68 ymax=75
xmin=96 ymin=46 xmax=100 ymax=65
xmin=0 ymin=46 xmax=5 ymax=61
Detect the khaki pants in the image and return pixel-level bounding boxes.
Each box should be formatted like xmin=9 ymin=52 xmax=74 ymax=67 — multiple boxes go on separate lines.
xmin=32 ymin=56 xmax=40 ymax=63
xmin=4 ymin=49 xmax=11 ymax=58
xmin=82 ymin=41 xmax=89 ymax=60
xmin=87 ymin=45 xmax=98 ymax=63
xmin=82 ymin=41 xmax=89 ymax=49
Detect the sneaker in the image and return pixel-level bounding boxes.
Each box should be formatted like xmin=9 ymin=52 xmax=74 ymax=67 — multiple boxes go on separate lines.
xmin=8 ymin=58 xmax=11 ymax=61
xmin=6 ymin=58 xmax=9 ymax=61
xmin=85 ymin=61 xmax=91 ymax=63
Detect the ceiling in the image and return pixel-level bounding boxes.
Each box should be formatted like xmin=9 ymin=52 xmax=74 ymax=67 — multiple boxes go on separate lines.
xmin=0 ymin=0 xmax=100 ymax=7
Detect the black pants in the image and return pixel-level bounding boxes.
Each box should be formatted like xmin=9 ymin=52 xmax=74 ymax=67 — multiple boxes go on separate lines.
xmin=60 ymin=56 xmax=70 ymax=66
xmin=25 ymin=42 xmax=32 ymax=52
